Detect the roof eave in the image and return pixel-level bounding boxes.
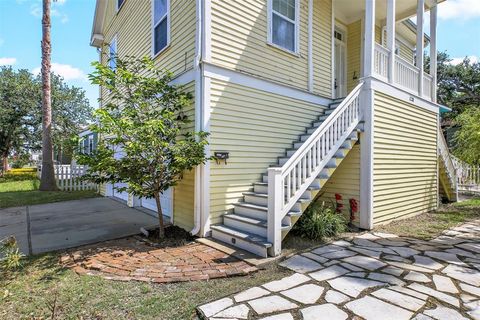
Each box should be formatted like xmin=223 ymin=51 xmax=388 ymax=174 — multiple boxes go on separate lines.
xmin=90 ymin=0 xmax=107 ymax=48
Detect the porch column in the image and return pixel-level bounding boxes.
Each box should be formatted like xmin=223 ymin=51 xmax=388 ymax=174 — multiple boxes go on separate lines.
xmin=386 ymin=0 xmax=396 ymax=84
xmin=363 ymin=0 xmax=376 ymax=78
xmin=416 ymin=0 xmax=425 ymax=97
xmin=430 ymin=0 xmax=438 ymax=103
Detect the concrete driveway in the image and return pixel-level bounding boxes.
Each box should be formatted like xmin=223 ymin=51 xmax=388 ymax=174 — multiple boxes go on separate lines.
xmin=0 ymin=197 xmax=157 ymax=255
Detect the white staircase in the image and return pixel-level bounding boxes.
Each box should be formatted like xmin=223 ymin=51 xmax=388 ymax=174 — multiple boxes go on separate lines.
xmin=211 ymin=83 xmax=364 ymax=257
xmin=438 ymin=130 xmax=458 ymax=202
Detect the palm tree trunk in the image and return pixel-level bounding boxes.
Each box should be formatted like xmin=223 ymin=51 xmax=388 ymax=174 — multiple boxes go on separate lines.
xmin=39 ymin=0 xmax=58 ymax=191
xmin=154 ymin=193 xmax=165 ymax=239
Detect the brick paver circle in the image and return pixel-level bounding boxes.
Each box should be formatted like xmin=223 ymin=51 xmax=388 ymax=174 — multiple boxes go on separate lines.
xmin=61 ymin=237 xmax=257 ymax=283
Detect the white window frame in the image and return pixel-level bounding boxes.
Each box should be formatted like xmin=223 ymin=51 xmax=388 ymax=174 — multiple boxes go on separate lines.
xmin=267 ymin=0 xmax=300 ymax=55
xmin=151 ymin=0 xmax=171 ymax=58
xmin=109 ymin=35 xmax=117 ymax=71
xmin=88 ymin=135 xmax=94 ymax=154
xmin=116 ymin=0 xmax=125 ymax=12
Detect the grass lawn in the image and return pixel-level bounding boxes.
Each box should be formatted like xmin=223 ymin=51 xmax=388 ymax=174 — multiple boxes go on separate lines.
xmin=376 ymin=197 xmax=480 ymax=240
xmin=0 ymin=253 xmax=292 ymax=320
xmin=0 ymin=172 xmax=98 ymax=208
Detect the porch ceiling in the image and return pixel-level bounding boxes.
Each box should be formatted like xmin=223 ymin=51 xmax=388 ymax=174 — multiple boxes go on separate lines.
xmin=333 ymin=0 xmax=445 ymax=25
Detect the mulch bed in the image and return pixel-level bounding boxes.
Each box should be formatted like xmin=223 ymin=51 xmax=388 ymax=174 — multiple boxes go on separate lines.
xmin=61 ymin=226 xmax=257 ymax=283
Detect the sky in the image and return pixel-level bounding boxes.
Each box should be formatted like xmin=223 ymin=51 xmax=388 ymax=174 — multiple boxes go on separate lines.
xmin=0 ymin=0 xmax=479 ymax=109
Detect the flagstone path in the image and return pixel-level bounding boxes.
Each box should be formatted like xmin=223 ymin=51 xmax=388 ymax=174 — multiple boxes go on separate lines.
xmin=197 ymin=220 xmax=480 ymax=319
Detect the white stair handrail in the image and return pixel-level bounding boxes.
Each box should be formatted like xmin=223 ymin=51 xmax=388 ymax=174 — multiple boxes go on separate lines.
xmin=438 ymin=129 xmax=458 ymax=196
xmin=267 ymin=82 xmax=364 ymax=255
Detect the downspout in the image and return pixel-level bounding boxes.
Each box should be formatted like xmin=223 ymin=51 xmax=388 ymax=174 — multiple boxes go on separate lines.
xmin=191 ymin=0 xmax=203 ymax=236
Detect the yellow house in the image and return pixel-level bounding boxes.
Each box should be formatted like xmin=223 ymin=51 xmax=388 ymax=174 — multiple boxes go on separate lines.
xmin=91 ymin=0 xmax=457 ymax=257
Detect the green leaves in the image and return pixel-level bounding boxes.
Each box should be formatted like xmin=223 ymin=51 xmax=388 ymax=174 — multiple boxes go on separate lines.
xmin=79 ymin=55 xmax=209 ymax=203
xmin=453 ymin=107 xmax=480 ymax=166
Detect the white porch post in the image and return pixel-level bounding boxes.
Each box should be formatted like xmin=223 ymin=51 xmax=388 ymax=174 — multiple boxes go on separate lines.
xmin=416 ymin=0 xmax=425 ymax=97
xmin=363 ymin=0 xmax=376 ymax=78
xmin=430 ymin=0 xmax=438 ymax=103
xmin=360 ymin=0 xmax=376 ymax=230
xmin=267 ymin=167 xmax=283 ymax=256
xmin=386 ymin=0 xmax=396 ymax=84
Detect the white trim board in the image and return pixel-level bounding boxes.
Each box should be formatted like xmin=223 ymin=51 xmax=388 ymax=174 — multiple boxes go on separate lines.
xmin=203 ymin=63 xmax=332 ymax=107
xmin=368 ymin=77 xmax=440 ymax=114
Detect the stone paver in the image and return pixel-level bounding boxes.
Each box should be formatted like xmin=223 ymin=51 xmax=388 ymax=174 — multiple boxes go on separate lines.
xmin=309 ymin=265 xmax=349 ymax=282
xmin=262 ymin=273 xmax=310 ymax=292
xmin=234 ymin=287 xmax=270 ymax=303
xmin=247 ymin=295 xmax=297 ymax=315
xmin=404 ymin=271 xmax=431 ymax=283
xmin=432 ymin=275 xmax=458 ymax=294
xmin=324 ymin=290 xmax=350 ymax=304
xmin=279 ymin=255 xmax=322 ymax=273
xmin=197 ymin=219 xmax=480 ymax=320
xmin=424 ymin=305 xmax=468 ymax=320
xmin=258 ymin=313 xmax=294 ymax=320
xmin=301 ymin=303 xmax=348 ymax=320
xmin=327 ymin=276 xmax=385 ymax=297
xmin=371 ymin=288 xmax=425 ymax=311
xmin=346 ymin=296 xmax=413 ymax=320
xmin=280 ymin=283 xmax=324 ymax=304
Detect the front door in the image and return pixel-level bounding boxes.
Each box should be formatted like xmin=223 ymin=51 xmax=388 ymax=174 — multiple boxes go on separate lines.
xmin=334 ymin=27 xmax=347 ymax=98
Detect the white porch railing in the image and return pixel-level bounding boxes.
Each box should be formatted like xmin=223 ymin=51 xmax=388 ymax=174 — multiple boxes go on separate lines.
xmin=452 ymin=157 xmax=480 ymax=193
xmin=267 ymin=83 xmax=363 ymax=255
xmin=438 ymin=130 xmax=458 ymax=197
xmin=374 ymin=44 xmax=434 ymax=101
xmin=38 ymin=164 xmax=96 ymax=191
xmin=374 ymin=44 xmax=389 ymax=80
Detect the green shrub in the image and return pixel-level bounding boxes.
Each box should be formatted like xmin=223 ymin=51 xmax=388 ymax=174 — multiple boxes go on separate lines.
xmin=1 ymin=237 xmax=24 ymax=271
xmin=0 ymin=171 xmax=38 ymax=183
xmin=293 ymin=201 xmax=347 ymax=240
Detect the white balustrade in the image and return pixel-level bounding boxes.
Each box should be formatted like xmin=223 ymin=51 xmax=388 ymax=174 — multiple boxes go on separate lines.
xmin=373 ymin=44 xmax=436 ymax=101
xmin=438 ymin=130 xmax=458 ymax=196
xmin=267 ymin=83 xmax=363 ymax=255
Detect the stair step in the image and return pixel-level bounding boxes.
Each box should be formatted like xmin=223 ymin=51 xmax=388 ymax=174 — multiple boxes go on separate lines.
xmin=233 ymin=201 xmax=268 ymax=220
xmin=211 ymin=225 xmax=271 ymax=257
xmin=224 ymin=213 xmax=291 ymax=237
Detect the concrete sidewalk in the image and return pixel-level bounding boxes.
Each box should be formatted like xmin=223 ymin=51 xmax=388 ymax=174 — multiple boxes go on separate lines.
xmin=0 ymin=197 xmax=157 ymax=255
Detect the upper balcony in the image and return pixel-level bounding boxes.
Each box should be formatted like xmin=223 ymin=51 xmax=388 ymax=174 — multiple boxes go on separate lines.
xmin=334 ymin=0 xmax=443 ymax=103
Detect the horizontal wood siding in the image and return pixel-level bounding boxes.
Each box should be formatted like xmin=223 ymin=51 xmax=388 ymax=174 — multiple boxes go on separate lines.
xmin=373 ymin=92 xmax=438 ymax=224
xmin=346 ymin=20 xmax=362 ymax=93
xmin=209 ymin=79 xmax=327 ymax=225
xmin=210 ymin=0 xmax=308 ymax=90
xmin=312 ymin=0 xmax=333 ymax=97
xmin=317 ymin=144 xmax=361 ymax=226
xmin=173 ymin=82 xmax=196 ymax=230
xmin=100 ymin=0 xmax=196 ymax=100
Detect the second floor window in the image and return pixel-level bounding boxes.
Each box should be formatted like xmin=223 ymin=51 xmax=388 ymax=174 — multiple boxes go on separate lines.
xmin=269 ymin=0 xmax=299 ymax=53
xmin=109 ymin=36 xmax=117 ymax=71
xmin=153 ymin=0 xmax=170 ymax=56
xmin=117 ymin=0 xmax=125 ymax=11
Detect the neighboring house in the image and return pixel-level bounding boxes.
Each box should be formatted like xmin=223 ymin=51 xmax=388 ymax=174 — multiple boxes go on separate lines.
xmin=90 ymin=0 xmax=457 ymax=257
xmin=78 ymin=129 xmax=98 ymax=155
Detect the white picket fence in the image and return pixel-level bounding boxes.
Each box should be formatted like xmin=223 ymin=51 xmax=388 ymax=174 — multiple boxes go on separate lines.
xmin=452 ymin=157 xmax=480 ymax=193
xmin=37 ymin=164 xmax=97 ymax=191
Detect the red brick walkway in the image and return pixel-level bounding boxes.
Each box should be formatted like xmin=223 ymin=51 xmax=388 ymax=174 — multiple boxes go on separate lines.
xmin=61 ymin=237 xmax=257 ymax=283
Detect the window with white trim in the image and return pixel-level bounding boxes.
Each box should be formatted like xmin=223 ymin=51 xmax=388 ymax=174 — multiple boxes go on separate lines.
xmin=109 ymin=36 xmax=117 ymax=71
xmin=152 ymin=0 xmax=170 ymax=56
xmin=117 ymin=0 xmax=125 ymax=11
xmin=269 ymin=0 xmax=299 ymax=53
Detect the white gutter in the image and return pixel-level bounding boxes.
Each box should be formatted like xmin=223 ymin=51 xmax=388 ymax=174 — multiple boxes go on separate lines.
xmin=191 ymin=0 xmax=203 ymax=236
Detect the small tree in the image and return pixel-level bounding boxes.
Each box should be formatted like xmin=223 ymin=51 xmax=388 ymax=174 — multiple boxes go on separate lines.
xmin=453 ymin=107 xmax=480 ymax=166
xmin=77 ymin=56 xmax=209 ymax=239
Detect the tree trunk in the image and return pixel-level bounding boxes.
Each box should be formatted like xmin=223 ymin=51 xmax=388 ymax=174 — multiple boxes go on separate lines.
xmin=39 ymin=0 xmax=58 ymax=191
xmin=154 ymin=192 xmax=165 ymax=239
xmin=1 ymin=152 xmax=8 ymax=175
